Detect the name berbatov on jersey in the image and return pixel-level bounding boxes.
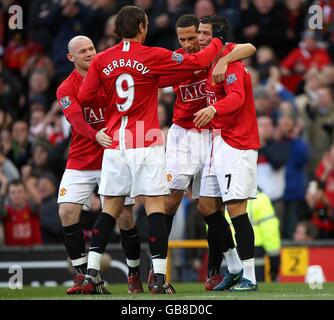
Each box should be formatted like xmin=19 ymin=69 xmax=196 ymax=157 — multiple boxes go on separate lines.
xmin=78 ymin=39 xmax=224 ymax=149
xmin=102 ymin=59 xmax=150 ymax=76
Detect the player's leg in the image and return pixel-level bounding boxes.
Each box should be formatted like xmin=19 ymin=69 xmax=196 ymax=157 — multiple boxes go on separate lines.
xmin=59 ymin=204 xmax=86 ymax=272
xmin=81 ymin=149 xmax=131 ymax=294
xmin=199 ymin=149 xmax=243 ymax=291
xmin=117 ymin=202 xmax=143 ymax=293
xmin=227 ymin=200 xmax=257 ymax=291
xmin=165 ymin=124 xmax=194 ymax=235
xmin=164 ymin=189 xmax=184 ymax=235
xmin=198 ymin=197 xmax=223 ymax=287
xmin=146 ymin=188 xmax=184 ymax=290
xmin=144 ymin=195 xmax=175 ymax=294
xmin=59 ymin=203 xmax=87 ymax=294
xmin=58 ymin=169 xmax=98 ymax=294
xmin=164 ymin=125 xmax=209 ymax=235
xmin=212 ymin=136 xmax=258 ymax=291
xmin=151 ymin=125 xmax=197 ymax=290
xmin=132 ymin=145 xmax=174 ymax=294
xmin=198 ymin=196 xmax=243 ymax=290
xmin=81 ymin=196 xmax=125 ymax=294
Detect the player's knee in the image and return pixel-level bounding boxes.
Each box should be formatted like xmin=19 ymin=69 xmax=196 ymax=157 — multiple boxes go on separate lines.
xmin=58 ymin=205 xmax=81 ymax=226
xmin=165 ymin=191 xmax=183 ymax=214
xmin=226 ymin=200 xmax=247 ymax=217
xmin=117 ymin=211 xmax=135 ymax=230
xmin=197 ymin=200 xmax=215 ymax=216
xmin=165 ymin=199 xmax=180 ymax=215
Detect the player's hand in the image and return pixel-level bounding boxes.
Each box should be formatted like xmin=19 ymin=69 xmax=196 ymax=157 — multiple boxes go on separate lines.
xmin=193 ymin=106 xmax=216 ymax=128
xmin=96 ymin=128 xmax=112 ymax=147
xmin=212 ymin=59 xmax=228 ymax=83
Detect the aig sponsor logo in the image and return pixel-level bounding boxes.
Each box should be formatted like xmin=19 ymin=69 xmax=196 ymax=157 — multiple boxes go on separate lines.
xmin=179 ymin=80 xmax=206 ymax=102
xmin=83 ymin=107 xmax=105 ymax=124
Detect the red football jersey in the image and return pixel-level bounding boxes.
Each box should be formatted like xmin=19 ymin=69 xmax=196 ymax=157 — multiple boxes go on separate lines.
xmin=56 ymin=70 xmax=105 ymax=170
xmin=173 ymin=43 xmax=236 ymax=130
xmin=78 ymin=39 xmax=222 ymax=149
xmin=206 ymin=60 xmax=260 ymax=150
xmin=172 ymin=47 xmax=208 ymax=129
xmin=3 ymin=204 xmax=42 ymax=246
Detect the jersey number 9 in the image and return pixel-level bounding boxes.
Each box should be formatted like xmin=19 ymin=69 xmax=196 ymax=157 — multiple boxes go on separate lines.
xmin=116 ymin=73 xmax=134 ymax=112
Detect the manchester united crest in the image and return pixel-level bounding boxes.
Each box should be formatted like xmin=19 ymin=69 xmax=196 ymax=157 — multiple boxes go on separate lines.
xmin=167 ymin=173 xmax=173 ymax=183
xmin=59 ymin=188 xmax=67 ymax=197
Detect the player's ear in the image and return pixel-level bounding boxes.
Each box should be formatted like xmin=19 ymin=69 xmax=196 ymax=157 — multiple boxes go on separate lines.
xmin=67 ymin=53 xmax=75 ymax=63
xmin=139 ymin=22 xmax=145 ymax=33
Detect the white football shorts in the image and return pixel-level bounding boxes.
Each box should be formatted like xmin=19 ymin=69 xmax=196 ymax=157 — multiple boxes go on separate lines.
xmin=58 ymin=169 xmax=134 ymax=207
xmin=200 ymin=135 xmax=258 ymax=202
xmin=166 ymin=124 xmax=211 ymax=199
xmin=99 ymin=145 xmax=170 ymax=198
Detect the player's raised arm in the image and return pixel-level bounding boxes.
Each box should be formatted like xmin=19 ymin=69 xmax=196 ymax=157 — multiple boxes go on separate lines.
xmin=78 ymin=58 xmax=102 ymax=106
xmin=150 ymin=38 xmax=223 ymax=75
xmin=213 ymin=43 xmax=256 ymax=83
xmin=158 ymin=71 xmax=197 ymax=88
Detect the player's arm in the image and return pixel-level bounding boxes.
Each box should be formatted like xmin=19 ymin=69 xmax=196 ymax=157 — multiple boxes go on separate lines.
xmin=57 ymin=88 xmax=112 ymax=147
xmin=158 ymin=72 xmax=195 ymax=88
xmin=151 ymin=38 xmax=223 ymax=75
xmin=78 ymin=58 xmax=101 ymax=105
xmin=194 ymin=63 xmax=245 ymax=128
xmin=68 ymin=111 xmax=112 ymax=147
xmin=213 ymin=43 xmax=256 ymax=83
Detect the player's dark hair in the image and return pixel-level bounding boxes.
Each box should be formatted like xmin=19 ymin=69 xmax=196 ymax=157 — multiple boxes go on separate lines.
xmin=200 ymin=14 xmax=229 ymax=32
xmin=115 ymin=6 xmax=147 ymax=38
xmin=175 ymin=14 xmax=199 ymax=30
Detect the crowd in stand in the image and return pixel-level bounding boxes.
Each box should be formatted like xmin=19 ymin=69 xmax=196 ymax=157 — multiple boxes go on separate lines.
xmin=0 ymin=0 xmax=333 ymax=248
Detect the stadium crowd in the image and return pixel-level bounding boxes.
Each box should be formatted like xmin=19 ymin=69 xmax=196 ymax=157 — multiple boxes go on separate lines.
xmin=0 ymin=0 xmax=333 ymax=257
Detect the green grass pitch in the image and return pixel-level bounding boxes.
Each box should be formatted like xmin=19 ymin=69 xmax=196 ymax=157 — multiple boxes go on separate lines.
xmin=0 ymin=283 xmax=333 ymax=300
